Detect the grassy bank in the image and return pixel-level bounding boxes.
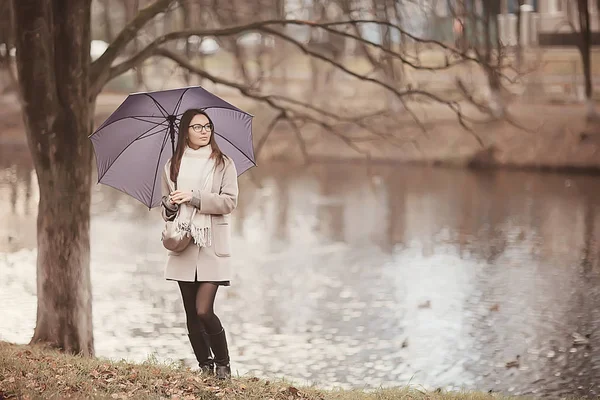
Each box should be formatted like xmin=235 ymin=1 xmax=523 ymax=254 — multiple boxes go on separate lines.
xmin=0 ymin=341 xmax=515 ymax=400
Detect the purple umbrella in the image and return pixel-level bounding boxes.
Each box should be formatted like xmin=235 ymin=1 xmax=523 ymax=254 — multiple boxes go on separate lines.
xmin=89 ymin=85 xmax=255 ymax=209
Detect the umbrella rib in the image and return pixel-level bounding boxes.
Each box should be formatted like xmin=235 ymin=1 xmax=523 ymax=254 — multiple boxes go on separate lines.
xmin=214 ymin=131 xmax=257 ymax=167
xmin=97 ymin=179 xmax=152 ymax=209
xmin=143 ymin=93 xmax=170 ymax=118
xmin=132 ymin=116 xmax=170 ymax=126
xmin=148 ymin=125 xmax=172 ymax=208
xmin=176 ymin=106 xmax=253 ymax=117
xmin=172 ymin=87 xmax=190 ymax=116
xmin=97 ymin=123 xmax=169 ymax=183
xmin=135 ymin=127 xmax=171 ymax=141
xmin=89 ymin=115 xmax=168 ymax=138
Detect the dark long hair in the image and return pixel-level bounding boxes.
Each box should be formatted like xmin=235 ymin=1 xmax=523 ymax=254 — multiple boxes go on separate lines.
xmin=170 ymin=109 xmax=226 ymax=184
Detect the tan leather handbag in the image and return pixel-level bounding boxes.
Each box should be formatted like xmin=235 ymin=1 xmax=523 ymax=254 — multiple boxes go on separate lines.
xmin=161 ymin=167 xmax=196 ymax=253
xmin=161 ymin=210 xmax=196 ymax=252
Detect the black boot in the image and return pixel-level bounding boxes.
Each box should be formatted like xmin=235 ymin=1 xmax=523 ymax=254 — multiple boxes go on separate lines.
xmin=188 ymin=333 xmax=214 ymax=375
xmin=207 ymin=328 xmax=231 ymax=380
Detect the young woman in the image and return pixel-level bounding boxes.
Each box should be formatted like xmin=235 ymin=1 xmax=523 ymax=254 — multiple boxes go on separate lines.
xmin=160 ymin=108 xmax=238 ymax=380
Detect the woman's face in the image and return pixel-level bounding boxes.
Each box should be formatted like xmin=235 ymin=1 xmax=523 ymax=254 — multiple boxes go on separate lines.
xmin=187 ymin=113 xmax=213 ymax=148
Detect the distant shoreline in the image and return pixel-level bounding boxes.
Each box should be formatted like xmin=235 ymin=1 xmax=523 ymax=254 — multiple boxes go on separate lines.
xmin=3 ymin=92 xmax=600 ymax=176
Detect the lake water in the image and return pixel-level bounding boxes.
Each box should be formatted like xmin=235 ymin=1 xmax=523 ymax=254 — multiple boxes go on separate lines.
xmin=1 ymin=143 xmax=600 ymax=398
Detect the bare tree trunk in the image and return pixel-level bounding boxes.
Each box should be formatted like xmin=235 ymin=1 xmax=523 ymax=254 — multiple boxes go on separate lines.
xmin=274 ymin=0 xmax=288 ymax=94
xmin=483 ymin=1 xmax=504 ymax=118
xmin=182 ymin=0 xmax=191 ymax=86
xmin=102 ymin=0 xmax=113 ymax=41
xmin=123 ymin=0 xmax=144 ymax=90
xmin=382 ymin=0 xmax=403 ymax=111
xmin=577 ymin=0 xmax=595 ymax=118
xmin=211 ymin=0 xmax=252 ymax=85
xmin=132 ymin=0 xmax=144 ymax=90
xmin=12 ymin=0 xmax=94 ymax=355
xmin=515 ymin=0 xmax=525 ymax=70
xmin=0 ymin=0 xmax=17 ymax=93
xmin=308 ymin=0 xmax=325 ymax=98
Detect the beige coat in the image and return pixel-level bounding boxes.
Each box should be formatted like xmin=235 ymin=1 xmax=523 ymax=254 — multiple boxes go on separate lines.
xmin=161 ymin=156 xmax=238 ymax=282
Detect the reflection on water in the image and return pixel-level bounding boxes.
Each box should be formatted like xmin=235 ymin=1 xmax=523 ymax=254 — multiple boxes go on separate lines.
xmin=1 ymin=144 xmax=600 ymax=397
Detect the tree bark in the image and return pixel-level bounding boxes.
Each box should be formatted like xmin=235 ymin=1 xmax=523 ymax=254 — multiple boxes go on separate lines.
xmin=577 ymin=0 xmax=595 ymax=118
xmin=123 ymin=0 xmax=145 ymax=90
xmin=102 ymin=0 xmax=113 ymax=42
xmin=12 ymin=0 xmax=94 ymax=355
xmin=182 ymin=0 xmax=192 ymax=86
xmin=515 ymin=0 xmax=525 ymax=71
xmin=483 ymin=1 xmax=504 ymax=118
xmin=0 ymin=1 xmax=16 ymax=93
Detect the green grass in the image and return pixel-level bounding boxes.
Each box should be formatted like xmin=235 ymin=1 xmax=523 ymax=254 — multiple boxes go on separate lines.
xmin=0 ymin=341 xmax=526 ymax=400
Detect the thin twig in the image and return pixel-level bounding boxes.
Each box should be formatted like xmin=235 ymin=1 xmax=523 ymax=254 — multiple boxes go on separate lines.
xmin=255 ymin=112 xmax=285 ymax=157
xmin=286 ymin=119 xmax=310 ymax=164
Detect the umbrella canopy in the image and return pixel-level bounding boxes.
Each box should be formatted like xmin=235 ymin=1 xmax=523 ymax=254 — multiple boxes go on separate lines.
xmin=90 ymin=85 xmax=255 ymax=208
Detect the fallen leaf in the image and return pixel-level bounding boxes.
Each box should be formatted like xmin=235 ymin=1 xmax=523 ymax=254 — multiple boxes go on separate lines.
xmin=490 ymin=304 xmax=500 ymax=312
xmin=505 ymin=355 xmax=520 ymax=369
xmin=572 ymin=332 xmax=590 ymax=345
xmin=289 ymin=386 xmax=300 ymax=395
xmin=418 ymin=300 xmax=431 ymax=309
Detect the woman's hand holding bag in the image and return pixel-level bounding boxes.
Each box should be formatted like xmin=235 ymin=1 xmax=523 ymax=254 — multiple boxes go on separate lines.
xmin=161 ymin=175 xmax=195 ymax=253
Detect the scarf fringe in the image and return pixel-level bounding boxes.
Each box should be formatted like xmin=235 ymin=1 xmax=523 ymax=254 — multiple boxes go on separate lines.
xmin=177 ymin=220 xmax=212 ymax=248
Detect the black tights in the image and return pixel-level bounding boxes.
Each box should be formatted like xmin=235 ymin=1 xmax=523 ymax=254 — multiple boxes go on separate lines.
xmin=178 ymin=281 xmax=223 ymax=335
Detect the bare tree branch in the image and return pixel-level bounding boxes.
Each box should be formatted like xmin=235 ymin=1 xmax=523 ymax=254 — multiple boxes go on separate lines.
xmin=287 ymin=118 xmax=310 ymax=164
xmin=106 ymin=18 xmax=511 ymax=87
xmin=101 ymin=15 xmax=509 ymax=150
xmin=269 ymin=94 xmax=422 ymax=147
xmin=149 ymin=48 xmax=411 ymax=156
xmin=300 ymin=118 xmax=371 ymax=158
xmin=255 ymin=112 xmax=285 ymax=157
xmin=90 ymin=0 xmax=175 ymax=96
xmin=256 ymin=25 xmax=486 ymax=133
xmin=108 ymin=22 xmax=480 ymax=125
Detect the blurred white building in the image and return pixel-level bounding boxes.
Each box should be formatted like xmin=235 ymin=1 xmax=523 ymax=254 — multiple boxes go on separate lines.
xmin=429 ymin=0 xmax=600 ymax=47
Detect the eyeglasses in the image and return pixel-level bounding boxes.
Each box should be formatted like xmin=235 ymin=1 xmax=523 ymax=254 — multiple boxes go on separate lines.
xmin=189 ymin=123 xmax=213 ymax=133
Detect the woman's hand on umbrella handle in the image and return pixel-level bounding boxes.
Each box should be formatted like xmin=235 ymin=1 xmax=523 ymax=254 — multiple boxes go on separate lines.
xmin=170 ymin=190 xmax=193 ymax=205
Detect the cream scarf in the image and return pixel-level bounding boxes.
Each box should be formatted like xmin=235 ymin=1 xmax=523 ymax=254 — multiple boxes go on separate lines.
xmin=169 ymin=144 xmax=215 ymax=247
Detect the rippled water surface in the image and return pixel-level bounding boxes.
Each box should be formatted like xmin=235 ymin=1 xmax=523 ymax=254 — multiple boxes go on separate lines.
xmin=1 ymin=144 xmax=600 ymax=397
